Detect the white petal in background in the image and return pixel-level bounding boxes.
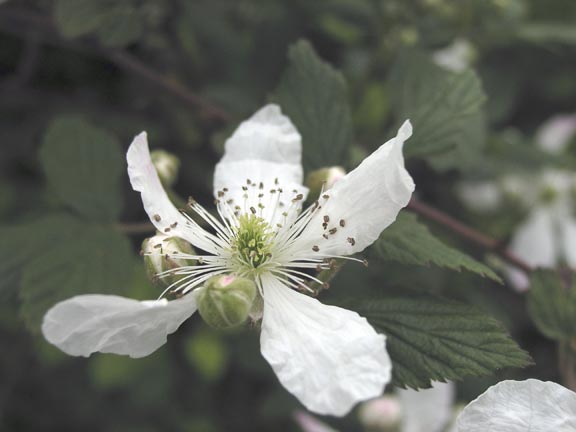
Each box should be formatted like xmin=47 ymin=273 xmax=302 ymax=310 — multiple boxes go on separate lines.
xmin=536 ymin=113 xmax=576 ymax=155
xmin=42 ymin=294 xmax=197 ymax=358
xmin=509 ymin=207 xmax=557 ymax=268
xmin=293 ymin=410 xmax=338 ymax=432
xmin=455 ymin=379 xmax=576 ymax=432
xmin=456 ymin=181 xmax=502 ymax=213
xmin=398 ymin=381 xmax=456 ymax=432
xmin=560 ymin=216 xmax=576 ymax=267
xmin=260 ymin=275 xmax=391 ymax=416
xmin=293 ymin=120 xmax=415 ymax=257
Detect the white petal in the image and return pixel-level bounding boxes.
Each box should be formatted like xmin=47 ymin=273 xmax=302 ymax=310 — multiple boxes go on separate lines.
xmin=260 ymin=275 xmax=391 ymax=416
xmin=127 ymin=133 xmax=217 ymax=253
xmin=213 ymin=104 xmax=305 ymax=190
xmin=213 ymin=105 xmax=308 ymax=223
xmin=42 ymin=294 xmax=196 ymax=358
xmin=291 ymin=121 xmax=415 ymax=257
xmin=509 ymin=207 xmax=557 ymax=268
xmin=398 ymin=381 xmax=455 ymax=432
xmin=220 ymin=104 xmax=302 ymax=166
xmin=536 ymin=113 xmax=576 ymax=155
xmin=561 ymin=216 xmax=576 ymax=267
xmin=457 ymin=181 xmax=502 ymax=212
xmin=455 ymin=379 xmax=576 ymax=432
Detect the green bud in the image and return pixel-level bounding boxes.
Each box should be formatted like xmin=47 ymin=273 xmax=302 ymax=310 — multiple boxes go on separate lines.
xmin=151 ymin=149 xmax=180 ymax=187
xmin=142 ymin=234 xmax=195 ymax=288
xmin=196 ymin=275 xmax=257 ymax=330
xmin=305 ymin=166 xmax=346 ymax=199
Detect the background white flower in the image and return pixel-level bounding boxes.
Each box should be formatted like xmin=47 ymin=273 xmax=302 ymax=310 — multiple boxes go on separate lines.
xmin=41 ymin=104 xmax=415 ymax=416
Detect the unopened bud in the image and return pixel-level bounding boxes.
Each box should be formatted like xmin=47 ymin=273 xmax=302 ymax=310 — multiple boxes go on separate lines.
xmin=142 ymin=234 xmax=194 ymax=288
xmin=151 ymin=149 xmax=180 ymax=187
xmin=358 ymin=395 xmax=402 ymax=431
xmin=196 ymin=275 xmax=257 ymax=330
xmin=305 ymin=166 xmax=346 ymax=199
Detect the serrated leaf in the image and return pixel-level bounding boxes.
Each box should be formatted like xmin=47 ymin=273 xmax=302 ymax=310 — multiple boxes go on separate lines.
xmin=527 ymin=269 xmax=576 ymax=341
xmin=372 ymin=213 xmax=501 ymax=282
xmin=272 ymin=40 xmax=353 ymax=171
xmin=40 ymin=116 xmax=123 ymax=222
xmin=389 ymin=51 xmax=486 ymax=171
xmin=19 ymin=223 xmax=133 ymax=331
xmin=347 ymin=294 xmax=532 ymax=389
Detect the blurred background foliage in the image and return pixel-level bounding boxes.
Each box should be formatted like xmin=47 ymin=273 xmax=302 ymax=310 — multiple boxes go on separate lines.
xmin=1 ymin=0 xmax=576 ymax=430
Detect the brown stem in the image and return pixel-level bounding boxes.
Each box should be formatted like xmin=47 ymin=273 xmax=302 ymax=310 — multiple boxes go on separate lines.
xmin=115 ymin=222 xmax=155 ymax=235
xmin=407 ymin=197 xmax=533 ymax=274
xmin=0 ymin=7 xmax=230 ymax=122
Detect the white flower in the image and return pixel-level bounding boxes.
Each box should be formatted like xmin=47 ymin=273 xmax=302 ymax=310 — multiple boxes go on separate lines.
xmin=455 ymin=379 xmax=576 ymax=431
xmin=432 ymin=39 xmax=475 ymax=73
xmin=41 ymin=104 xmax=415 ymax=416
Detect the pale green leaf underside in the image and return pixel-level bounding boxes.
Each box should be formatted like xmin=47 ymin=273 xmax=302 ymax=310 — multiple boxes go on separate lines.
xmin=272 ymin=39 xmax=353 ymax=171
xmin=348 ymin=294 xmax=532 ymax=389
xmin=373 ymin=213 xmax=501 ymax=283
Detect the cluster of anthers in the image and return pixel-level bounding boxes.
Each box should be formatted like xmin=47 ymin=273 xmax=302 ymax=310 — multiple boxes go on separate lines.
xmin=148 ymin=176 xmax=362 ymax=301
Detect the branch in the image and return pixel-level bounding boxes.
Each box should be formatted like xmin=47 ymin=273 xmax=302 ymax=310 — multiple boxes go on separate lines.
xmin=0 ymin=7 xmax=230 ymax=122
xmin=407 ymin=197 xmax=533 ymax=274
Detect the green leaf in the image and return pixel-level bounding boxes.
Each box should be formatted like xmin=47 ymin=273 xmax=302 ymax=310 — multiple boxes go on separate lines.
xmin=272 ymin=40 xmax=353 ymax=171
xmin=347 ymin=294 xmax=532 ymax=389
xmin=54 ymin=0 xmax=143 ymax=47
xmin=389 ymin=51 xmax=487 ymax=171
xmin=40 ymin=116 xmax=123 ymax=222
xmin=527 ymin=269 xmax=576 ymax=341
xmin=0 ymin=215 xmax=78 ymax=296
xmin=372 ymin=213 xmax=501 ymax=282
xmin=19 ymin=222 xmax=133 ymax=331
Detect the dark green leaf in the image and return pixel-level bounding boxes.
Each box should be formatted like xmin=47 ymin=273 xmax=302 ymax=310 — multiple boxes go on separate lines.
xmin=272 ymin=40 xmax=353 ymax=171
xmin=54 ymin=0 xmax=143 ymax=47
xmin=40 ymin=116 xmax=123 ymax=222
xmin=0 ymin=215 xmax=78 ymax=296
xmin=527 ymin=269 xmax=576 ymax=341
xmin=19 ymin=223 xmax=133 ymax=331
xmin=372 ymin=213 xmax=501 ymax=282
xmin=348 ymin=294 xmax=532 ymax=389
xmin=389 ymin=51 xmax=487 ymax=171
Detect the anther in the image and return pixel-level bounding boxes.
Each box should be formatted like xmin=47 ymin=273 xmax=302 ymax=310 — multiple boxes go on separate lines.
xmin=259 ymin=182 xmax=264 ymax=189
xmin=247 ymin=179 xmax=252 ymax=185
xmin=322 ymin=234 xmax=329 ymax=239
xmin=329 ymin=228 xmax=337 ymax=235
xmin=347 ymin=237 xmax=356 ymax=246
xmin=164 ymin=227 xmax=171 ymax=233
xmin=250 ymin=207 xmax=257 ymax=214
xmin=339 ymin=219 xmax=345 ymax=227
xmin=153 ymin=214 xmax=161 ymax=222
xmin=217 ymin=191 xmax=225 ymax=197
xmin=223 ymin=187 xmax=228 ymax=192
xmin=312 ymin=245 xmax=320 ymax=252
xmin=322 ymin=194 xmax=330 ymax=199
xmin=323 ymin=215 xmax=330 ymax=223
xmin=242 ymin=186 xmax=248 ymax=191
xmin=170 ymin=222 xmax=178 ymax=229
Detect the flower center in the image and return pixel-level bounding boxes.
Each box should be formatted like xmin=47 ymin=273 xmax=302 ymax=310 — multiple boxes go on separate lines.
xmin=231 ymin=214 xmax=274 ymax=270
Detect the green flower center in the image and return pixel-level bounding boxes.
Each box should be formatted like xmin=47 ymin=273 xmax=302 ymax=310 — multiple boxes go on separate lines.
xmin=231 ymin=214 xmax=274 ymax=270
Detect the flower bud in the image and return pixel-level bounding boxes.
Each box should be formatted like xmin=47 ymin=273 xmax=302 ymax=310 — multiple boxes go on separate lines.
xmin=142 ymin=234 xmax=195 ymax=288
xmin=305 ymin=166 xmax=346 ymax=199
xmin=150 ymin=149 xmax=180 ymax=187
xmin=358 ymin=395 xmax=402 ymax=431
xmin=196 ymin=275 xmax=257 ymax=330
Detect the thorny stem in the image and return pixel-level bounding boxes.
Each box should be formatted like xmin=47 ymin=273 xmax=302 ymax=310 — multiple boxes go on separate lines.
xmin=407 ymin=197 xmax=534 ymax=274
